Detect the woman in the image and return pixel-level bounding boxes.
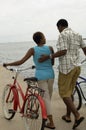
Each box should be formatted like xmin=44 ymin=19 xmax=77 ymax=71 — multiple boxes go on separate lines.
xmin=3 ymin=31 xmax=55 ymax=129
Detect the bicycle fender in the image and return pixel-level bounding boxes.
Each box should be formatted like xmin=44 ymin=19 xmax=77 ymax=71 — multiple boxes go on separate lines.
xmin=37 ymin=95 xmax=47 ymax=120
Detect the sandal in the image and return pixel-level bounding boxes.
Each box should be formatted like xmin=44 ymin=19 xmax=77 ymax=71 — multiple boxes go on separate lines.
xmin=45 ymin=123 xmax=55 ymax=129
xmin=72 ymin=117 xmax=84 ymax=129
xmin=62 ymin=115 xmax=71 ymax=123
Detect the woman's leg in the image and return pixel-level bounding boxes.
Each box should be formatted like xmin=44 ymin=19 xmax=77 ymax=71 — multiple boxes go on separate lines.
xmin=38 ymin=79 xmax=55 ymax=128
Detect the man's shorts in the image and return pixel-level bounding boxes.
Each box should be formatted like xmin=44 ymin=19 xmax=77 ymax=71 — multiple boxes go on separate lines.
xmin=58 ymin=66 xmax=81 ymax=98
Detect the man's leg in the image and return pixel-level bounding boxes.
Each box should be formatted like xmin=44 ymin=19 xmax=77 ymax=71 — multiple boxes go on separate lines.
xmin=63 ymin=95 xmax=73 ymax=119
xmin=63 ymin=97 xmax=80 ymax=120
xmin=63 ymin=96 xmax=84 ymax=129
xmin=59 ymin=67 xmax=84 ymax=128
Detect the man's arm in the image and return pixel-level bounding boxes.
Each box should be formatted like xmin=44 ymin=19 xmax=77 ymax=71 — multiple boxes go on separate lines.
xmin=82 ymin=47 xmax=86 ymax=55
xmin=39 ymin=49 xmax=67 ymax=62
xmin=49 ymin=46 xmax=55 ymax=65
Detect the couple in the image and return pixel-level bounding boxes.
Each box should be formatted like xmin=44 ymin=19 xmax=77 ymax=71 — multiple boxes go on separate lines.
xmin=3 ymin=19 xmax=86 ymax=129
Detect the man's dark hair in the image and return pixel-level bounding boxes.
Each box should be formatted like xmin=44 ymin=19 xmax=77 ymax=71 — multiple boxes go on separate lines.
xmin=56 ymin=19 xmax=68 ymax=28
xmin=33 ymin=32 xmax=44 ymax=44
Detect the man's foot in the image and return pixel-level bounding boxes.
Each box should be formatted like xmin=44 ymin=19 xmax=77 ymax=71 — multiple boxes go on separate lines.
xmin=62 ymin=115 xmax=71 ymax=123
xmin=72 ymin=117 xmax=84 ymax=129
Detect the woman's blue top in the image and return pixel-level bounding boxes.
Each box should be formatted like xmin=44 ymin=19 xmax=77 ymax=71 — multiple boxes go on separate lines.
xmin=33 ymin=45 xmax=55 ymax=80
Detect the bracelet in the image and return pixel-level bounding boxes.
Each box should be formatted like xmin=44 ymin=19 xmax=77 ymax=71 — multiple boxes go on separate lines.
xmin=49 ymin=54 xmax=52 ymax=59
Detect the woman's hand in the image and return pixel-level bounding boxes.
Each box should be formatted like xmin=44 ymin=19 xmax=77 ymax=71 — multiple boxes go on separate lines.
xmin=3 ymin=63 xmax=7 ymax=67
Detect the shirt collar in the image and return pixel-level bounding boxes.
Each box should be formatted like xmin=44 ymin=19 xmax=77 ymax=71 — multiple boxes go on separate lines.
xmin=63 ymin=27 xmax=71 ymax=32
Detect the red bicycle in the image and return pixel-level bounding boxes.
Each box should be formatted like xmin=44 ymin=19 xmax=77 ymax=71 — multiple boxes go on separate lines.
xmin=2 ymin=66 xmax=47 ymax=130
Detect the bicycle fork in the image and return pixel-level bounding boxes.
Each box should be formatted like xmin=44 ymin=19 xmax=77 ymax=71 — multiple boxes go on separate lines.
xmin=9 ymin=86 xmax=19 ymax=112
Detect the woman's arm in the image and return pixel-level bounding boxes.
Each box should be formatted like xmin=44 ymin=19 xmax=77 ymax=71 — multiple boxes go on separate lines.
xmin=3 ymin=48 xmax=34 ymax=67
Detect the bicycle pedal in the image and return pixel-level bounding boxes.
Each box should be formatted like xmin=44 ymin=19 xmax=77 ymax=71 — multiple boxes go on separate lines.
xmin=8 ymin=109 xmax=15 ymax=114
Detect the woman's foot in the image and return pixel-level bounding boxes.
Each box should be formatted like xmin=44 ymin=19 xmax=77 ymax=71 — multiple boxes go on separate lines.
xmin=45 ymin=122 xmax=55 ymax=129
xmin=46 ymin=115 xmax=55 ymax=129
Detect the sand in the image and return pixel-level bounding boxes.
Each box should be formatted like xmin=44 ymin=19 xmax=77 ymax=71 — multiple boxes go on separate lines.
xmin=0 ymin=66 xmax=86 ymax=130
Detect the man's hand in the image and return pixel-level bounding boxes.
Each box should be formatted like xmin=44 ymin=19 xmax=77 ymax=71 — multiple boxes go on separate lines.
xmin=38 ymin=54 xmax=49 ymax=62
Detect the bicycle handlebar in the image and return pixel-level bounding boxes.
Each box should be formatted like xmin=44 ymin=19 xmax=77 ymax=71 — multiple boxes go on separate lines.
xmin=4 ymin=65 xmax=35 ymax=72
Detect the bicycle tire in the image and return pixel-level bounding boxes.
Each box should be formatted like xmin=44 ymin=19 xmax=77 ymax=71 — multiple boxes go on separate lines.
xmin=73 ymin=85 xmax=82 ymax=110
xmin=23 ymin=95 xmax=45 ymax=130
xmin=2 ymin=84 xmax=16 ymax=120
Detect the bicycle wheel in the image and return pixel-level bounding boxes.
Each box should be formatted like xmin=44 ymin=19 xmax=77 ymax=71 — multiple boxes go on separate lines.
xmin=73 ymin=85 xmax=82 ymax=110
xmin=23 ymin=95 xmax=45 ymax=130
xmin=2 ymin=84 xmax=16 ymax=120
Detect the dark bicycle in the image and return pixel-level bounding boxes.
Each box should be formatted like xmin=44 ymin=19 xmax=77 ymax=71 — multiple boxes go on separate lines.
xmin=73 ymin=58 xmax=86 ymax=110
xmin=73 ymin=76 xmax=86 ymax=110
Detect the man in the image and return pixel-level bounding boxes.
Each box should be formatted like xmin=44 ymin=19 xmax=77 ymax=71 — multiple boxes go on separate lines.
xmin=39 ymin=19 xmax=86 ymax=129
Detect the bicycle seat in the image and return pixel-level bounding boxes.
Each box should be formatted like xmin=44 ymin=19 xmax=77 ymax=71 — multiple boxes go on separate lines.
xmin=24 ymin=77 xmax=38 ymax=82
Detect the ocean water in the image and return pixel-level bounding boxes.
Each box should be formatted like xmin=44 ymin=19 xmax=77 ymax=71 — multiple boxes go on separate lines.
xmin=0 ymin=40 xmax=86 ymax=91
xmin=0 ymin=41 xmax=57 ymax=64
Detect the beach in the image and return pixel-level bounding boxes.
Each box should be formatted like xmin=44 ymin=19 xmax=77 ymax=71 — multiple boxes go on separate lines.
xmin=0 ymin=65 xmax=86 ymax=130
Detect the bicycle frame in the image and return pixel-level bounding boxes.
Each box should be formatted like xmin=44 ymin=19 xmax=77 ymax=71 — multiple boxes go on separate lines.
xmin=8 ymin=81 xmax=28 ymax=113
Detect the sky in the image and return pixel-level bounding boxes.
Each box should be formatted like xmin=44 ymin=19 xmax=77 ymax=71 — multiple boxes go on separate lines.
xmin=0 ymin=0 xmax=86 ymax=43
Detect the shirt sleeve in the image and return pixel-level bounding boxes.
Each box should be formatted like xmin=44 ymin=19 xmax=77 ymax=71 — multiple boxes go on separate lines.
xmin=56 ymin=33 xmax=67 ymax=51
xmin=79 ymin=35 xmax=86 ymax=48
